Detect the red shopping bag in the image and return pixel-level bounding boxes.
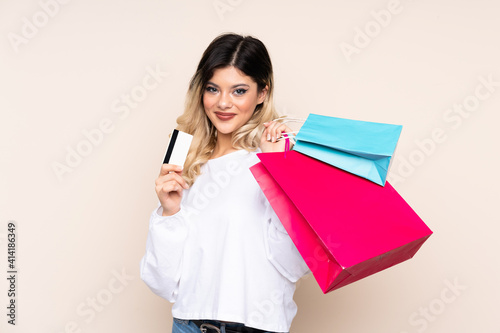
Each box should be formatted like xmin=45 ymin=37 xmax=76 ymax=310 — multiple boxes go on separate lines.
xmin=250 ymin=151 xmax=433 ymax=293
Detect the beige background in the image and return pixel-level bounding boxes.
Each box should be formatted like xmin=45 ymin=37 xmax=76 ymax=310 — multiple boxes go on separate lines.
xmin=1 ymin=0 xmax=499 ymax=332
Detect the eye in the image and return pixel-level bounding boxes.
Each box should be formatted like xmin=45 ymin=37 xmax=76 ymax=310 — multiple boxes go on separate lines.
xmin=205 ymin=86 xmax=218 ymax=93
xmin=234 ymin=88 xmax=247 ymax=96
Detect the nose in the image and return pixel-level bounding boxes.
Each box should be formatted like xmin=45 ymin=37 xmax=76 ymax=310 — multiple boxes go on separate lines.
xmin=217 ymin=92 xmax=232 ymax=109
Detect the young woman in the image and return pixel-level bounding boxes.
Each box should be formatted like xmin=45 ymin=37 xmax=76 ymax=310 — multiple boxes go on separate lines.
xmin=140 ymin=33 xmax=309 ymax=333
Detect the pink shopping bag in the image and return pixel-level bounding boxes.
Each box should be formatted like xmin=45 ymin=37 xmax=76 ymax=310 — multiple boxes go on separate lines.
xmin=250 ymin=151 xmax=433 ymax=293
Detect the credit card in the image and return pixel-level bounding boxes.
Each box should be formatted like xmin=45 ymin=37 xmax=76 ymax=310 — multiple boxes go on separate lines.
xmin=163 ymin=129 xmax=193 ymax=167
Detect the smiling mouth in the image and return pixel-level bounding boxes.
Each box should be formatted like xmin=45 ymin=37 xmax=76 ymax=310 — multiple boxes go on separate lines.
xmin=215 ymin=112 xmax=236 ymax=120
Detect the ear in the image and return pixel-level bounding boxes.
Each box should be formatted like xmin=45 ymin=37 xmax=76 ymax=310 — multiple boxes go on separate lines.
xmin=257 ymin=85 xmax=268 ymax=104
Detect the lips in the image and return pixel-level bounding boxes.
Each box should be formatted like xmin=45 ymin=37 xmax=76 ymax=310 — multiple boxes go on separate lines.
xmin=215 ymin=112 xmax=236 ymax=120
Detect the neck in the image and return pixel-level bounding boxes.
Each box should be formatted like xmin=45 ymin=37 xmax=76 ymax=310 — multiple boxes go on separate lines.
xmin=211 ymin=132 xmax=237 ymax=159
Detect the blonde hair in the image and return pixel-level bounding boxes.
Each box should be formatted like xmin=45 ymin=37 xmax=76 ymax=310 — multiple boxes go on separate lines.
xmin=176 ymin=33 xmax=279 ymax=185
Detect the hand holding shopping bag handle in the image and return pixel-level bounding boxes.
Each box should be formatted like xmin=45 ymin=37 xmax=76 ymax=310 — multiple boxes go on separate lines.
xmin=259 ymin=115 xmax=305 ymax=153
xmin=260 ymin=120 xmax=295 ymax=152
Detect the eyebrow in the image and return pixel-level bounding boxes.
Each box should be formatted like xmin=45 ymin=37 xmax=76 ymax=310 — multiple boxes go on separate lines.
xmin=206 ymin=81 xmax=250 ymax=89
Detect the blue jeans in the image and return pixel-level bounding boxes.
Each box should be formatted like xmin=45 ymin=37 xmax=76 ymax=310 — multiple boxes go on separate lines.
xmin=172 ymin=318 xmax=281 ymax=333
xmin=172 ymin=318 xmax=201 ymax=333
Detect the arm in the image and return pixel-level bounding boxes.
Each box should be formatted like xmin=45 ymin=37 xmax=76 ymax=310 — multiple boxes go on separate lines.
xmin=140 ymin=202 xmax=188 ymax=302
xmin=263 ymin=200 xmax=310 ymax=283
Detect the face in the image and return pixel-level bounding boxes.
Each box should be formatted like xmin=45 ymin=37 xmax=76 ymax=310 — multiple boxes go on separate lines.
xmin=203 ymin=66 xmax=267 ymax=138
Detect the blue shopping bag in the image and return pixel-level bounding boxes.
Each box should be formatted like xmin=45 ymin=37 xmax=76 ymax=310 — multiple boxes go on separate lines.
xmin=293 ymin=113 xmax=403 ymax=186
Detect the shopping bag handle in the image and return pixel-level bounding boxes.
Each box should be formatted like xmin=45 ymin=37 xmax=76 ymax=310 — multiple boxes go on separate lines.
xmin=284 ymin=133 xmax=290 ymax=158
xmin=276 ymin=131 xmax=298 ymax=142
xmin=272 ymin=116 xmax=306 ymax=125
xmin=272 ymin=116 xmax=302 ymax=142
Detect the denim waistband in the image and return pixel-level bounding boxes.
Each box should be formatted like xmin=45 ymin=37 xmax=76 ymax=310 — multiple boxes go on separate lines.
xmin=192 ymin=319 xmax=269 ymax=333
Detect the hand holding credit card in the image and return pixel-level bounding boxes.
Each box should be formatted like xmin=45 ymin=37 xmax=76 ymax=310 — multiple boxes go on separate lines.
xmin=156 ymin=129 xmax=192 ymax=216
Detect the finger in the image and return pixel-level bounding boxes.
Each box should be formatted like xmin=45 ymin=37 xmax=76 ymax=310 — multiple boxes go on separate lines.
xmin=261 ymin=122 xmax=274 ymax=142
xmin=159 ymin=163 xmax=183 ymax=176
xmin=156 ymin=172 xmax=189 ymax=189
xmin=269 ymin=123 xmax=287 ymax=143
xmin=275 ymin=123 xmax=293 ymax=139
xmin=156 ymin=180 xmax=183 ymax=196
xmin=157 ymin=170 xmax=185 ymax=184
xmin=263 ymin=121 xmax=279 ymax=142
xmin=164 ymin=181 xmax=184 ymax=195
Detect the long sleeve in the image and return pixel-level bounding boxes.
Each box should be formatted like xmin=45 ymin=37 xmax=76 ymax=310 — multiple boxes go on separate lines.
xmin=263 ymin=199 xmax=310 ymax=283
xmin=140 ymin=202 xmax=189 ymax=302
xmin=138 ymin=150 xmax=309 ymax=332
